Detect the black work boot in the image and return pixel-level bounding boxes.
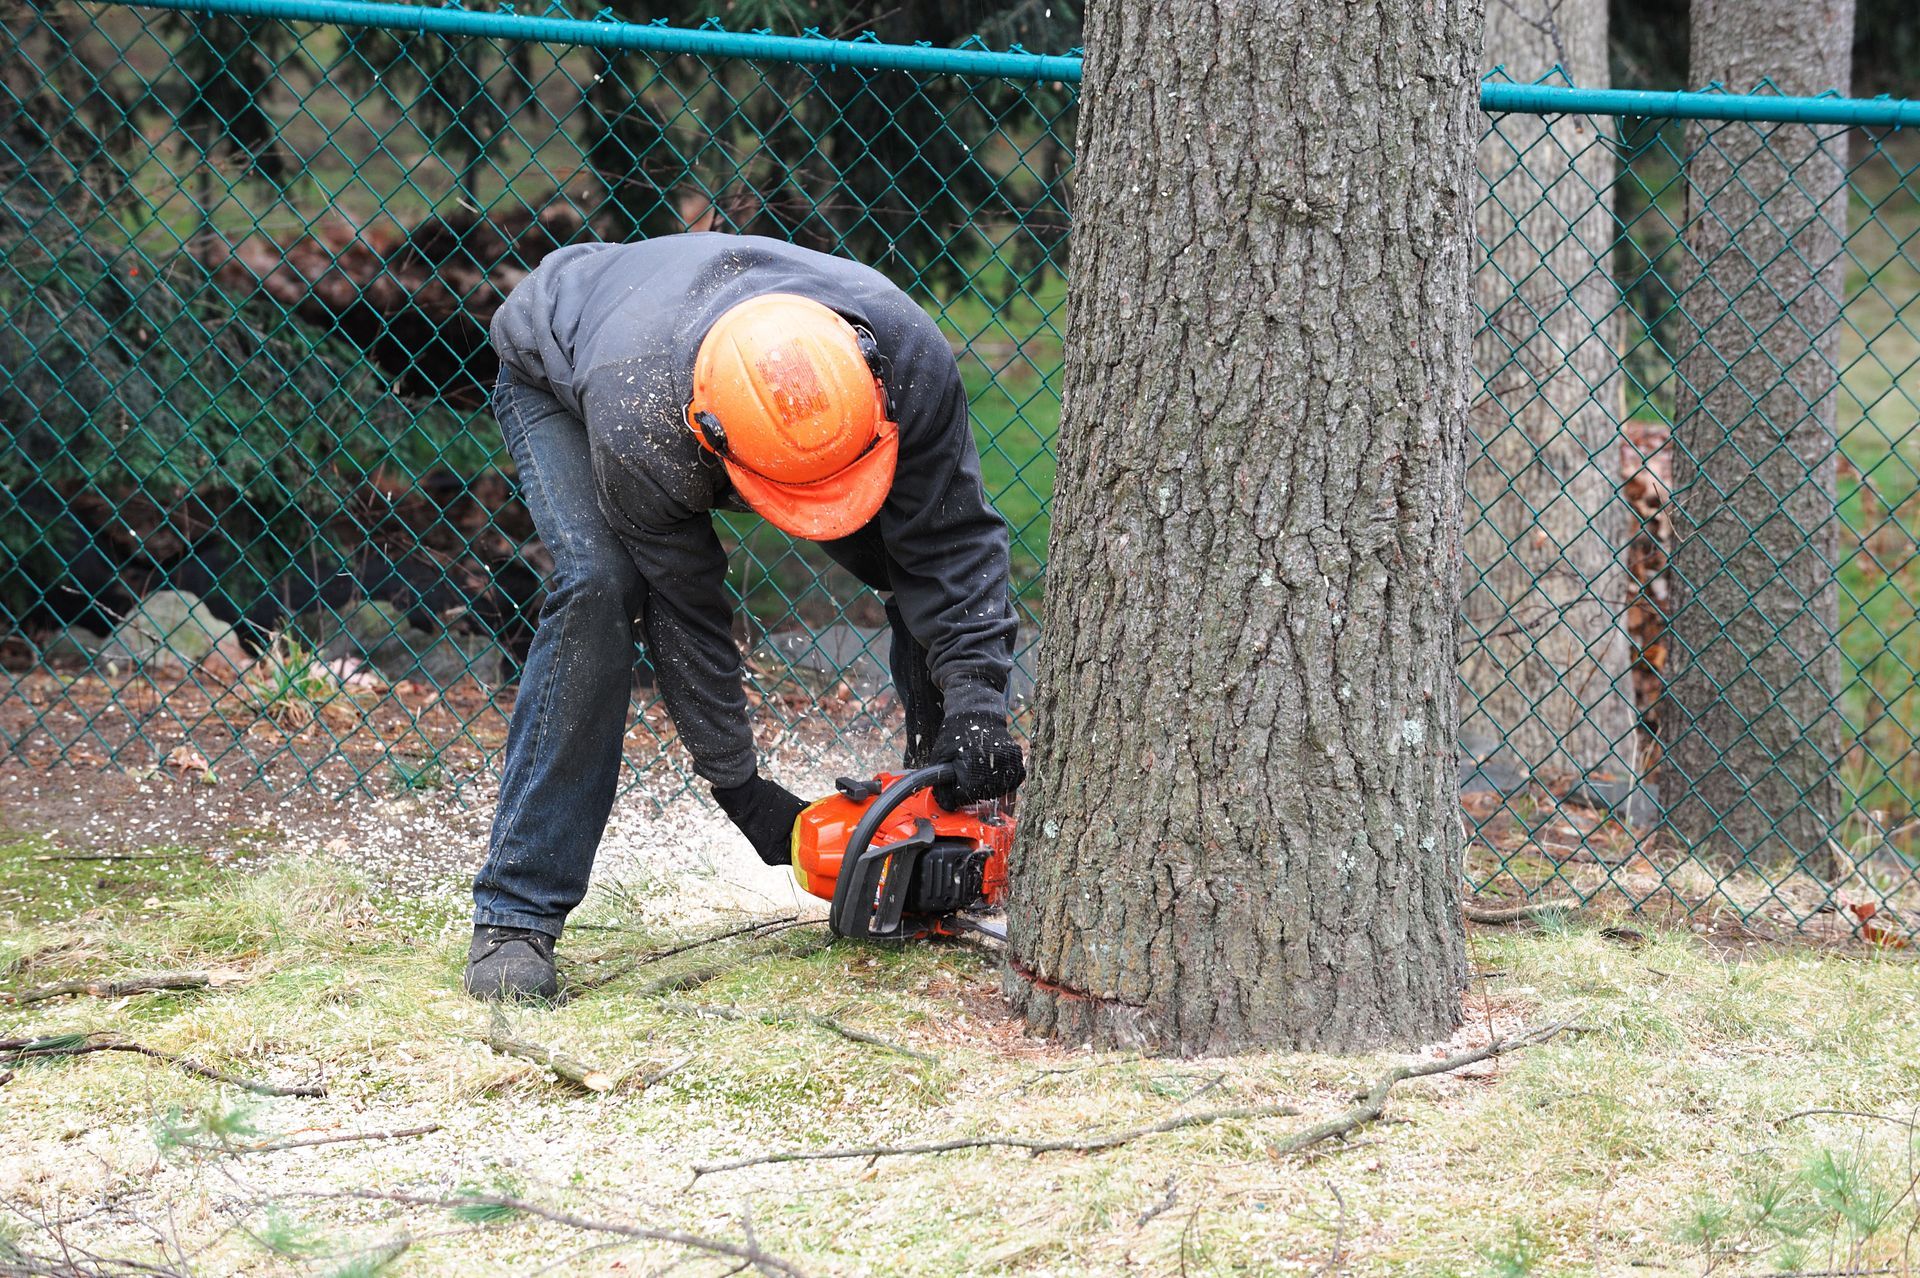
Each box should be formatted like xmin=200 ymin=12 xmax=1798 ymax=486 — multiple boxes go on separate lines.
xmin=464 ymin=925 xmax=560 ymax=1002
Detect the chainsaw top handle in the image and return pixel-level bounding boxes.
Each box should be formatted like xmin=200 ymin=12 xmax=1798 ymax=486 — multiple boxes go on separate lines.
xmin=827 ymin=763 xmax=954 ymax=939
xmin=840 ymin=764 xmax=955 ymax=866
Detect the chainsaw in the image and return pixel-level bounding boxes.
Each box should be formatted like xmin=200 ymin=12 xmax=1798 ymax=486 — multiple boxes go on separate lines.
xmin=790 ymin=764 xmax=1012 ymax=941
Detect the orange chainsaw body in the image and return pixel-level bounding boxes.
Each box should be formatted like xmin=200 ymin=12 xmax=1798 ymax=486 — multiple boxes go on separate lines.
xmin=792 ymin=772 xmax=1012 ymax=934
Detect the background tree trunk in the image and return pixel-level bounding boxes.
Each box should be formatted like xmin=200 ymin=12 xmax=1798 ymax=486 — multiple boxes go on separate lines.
xmin=1004 ymin=0 xmax=1481 ymax=1055
xmin=1461 ymin=0 xmax=1638 ymax=790
xmin=1662 ymin=0 xmax=1854 ymax=871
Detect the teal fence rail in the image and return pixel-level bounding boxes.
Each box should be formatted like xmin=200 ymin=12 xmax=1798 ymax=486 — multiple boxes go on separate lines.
xmin=1 ymin=0 xmax=1916 ymax=943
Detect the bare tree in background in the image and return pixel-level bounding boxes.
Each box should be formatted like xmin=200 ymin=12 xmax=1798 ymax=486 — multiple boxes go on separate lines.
xmin=1462 ymin=0 xmax=1638 ymax=794
xmin=1004 ymin=0 xmax=1481 ymax=1055
xmin=1663 ymin=0 xmax=1855 ymax=872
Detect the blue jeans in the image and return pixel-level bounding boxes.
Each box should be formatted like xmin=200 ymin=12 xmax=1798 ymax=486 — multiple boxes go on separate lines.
xmin=472 ymin=372 xmax=645 ymax=938
xmin=470 ymin=372 xmax=946 ymax=939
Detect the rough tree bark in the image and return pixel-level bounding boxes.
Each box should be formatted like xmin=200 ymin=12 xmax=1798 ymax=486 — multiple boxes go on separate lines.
xmin=1663 ymin=0 xmax=1854 ymax=872
xmin=1462 ymin=0 xmax=1638 ymax=788
xmin=1004 ymin=0 xmax=1482 ymax=1054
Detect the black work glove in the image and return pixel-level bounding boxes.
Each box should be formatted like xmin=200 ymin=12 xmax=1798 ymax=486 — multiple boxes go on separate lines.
xmin=712 ymin=773 xmax=808 ymax=867
xmin=929 ymin=712 xmax=1026 ymax=810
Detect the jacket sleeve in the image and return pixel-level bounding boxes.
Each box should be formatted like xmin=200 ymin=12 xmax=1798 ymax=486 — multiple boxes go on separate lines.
xmin=583 ymin=369 xmax=758 ymax=789
xmin=877 ymin=351 xmax=1018 ymax=721
xmin=612 ymin=511 xmax=758 ymax=790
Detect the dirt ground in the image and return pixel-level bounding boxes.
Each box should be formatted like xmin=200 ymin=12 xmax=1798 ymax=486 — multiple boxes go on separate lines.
xmin=0 ymin=698 xmax=883 ymax=905
xmin=5 ymin=662 xmax=1911 ymax=946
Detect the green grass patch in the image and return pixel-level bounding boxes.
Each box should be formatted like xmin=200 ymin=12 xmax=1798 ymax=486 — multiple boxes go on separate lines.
xmin=0 ymin=835 xmax=228 ymax=933
xmin=4 ymin=841 xmax=1920 ymax=1275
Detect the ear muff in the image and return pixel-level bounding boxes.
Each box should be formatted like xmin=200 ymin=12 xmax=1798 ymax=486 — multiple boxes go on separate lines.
xmin=853 ymin=324 xmax=898 ymax=422
xmin=693 ymin=410 xmax=730 ymax=456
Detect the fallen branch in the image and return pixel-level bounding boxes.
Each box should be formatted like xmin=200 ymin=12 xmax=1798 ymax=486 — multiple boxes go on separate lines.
xmin=621 ymin=1053 xmax=694 ymax=1094
xmin=692 ymin=1019 xmax=1574 ymax=1181
xmin=632 ymin=928 xmax=833 ymax=1000
xmin=690 ymin=1101 xmax=1303 ymax=1180
xmin=741 ymin=1205 xmax=775 ymax=1278
xmin=293 ymin=1189 xmax=810 ymax=1278
xmin=32 ymin=852 xmax=184 ymax=862
xmin=0 ymin=1070 xmax=12 ymax=1088
xmin=1309 ymin=1180 xmax=1347 ymax=1278
xmin=3 ymin=971 xmax=230 ymax=1006
xmin=1463 ymin=898 xmax=1581 ymax=926
xmin=571 ymin=915 xmax=808 ymax=990
xmin=803 ymin=1016 xmax=936 ymax=1064
xmin=634 ymin=916 xmax=805 ymax=964
xmin=1298 ymin=1136 xmax=1380 ymax=1166
xmin=660 ymin=1000 xmax=936 ymax=1064
xmin=201 ymin=1124 xmax=442 ymax=1154
xmin=1263 ymin=1020 xmax=1575 ymax=1160
xmin=0 ymin=1230 xmax=197 ymax=1278
xmin=0 ymin=1034 xmax=324 ymax=1098
xmin=485 ymin=1025 xmax=613 ymax=1093
xmin=1135 ymin=1174 xmax=1180 ymax=1228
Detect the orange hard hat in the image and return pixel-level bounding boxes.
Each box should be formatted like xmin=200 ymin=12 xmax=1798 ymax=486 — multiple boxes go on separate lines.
xmin=687 ymin=293 xmax=899 ymax=541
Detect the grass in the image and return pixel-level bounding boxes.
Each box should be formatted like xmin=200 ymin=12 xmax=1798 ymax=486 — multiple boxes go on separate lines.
xmin=4 ymin=837 xmax=1920 ymax=1276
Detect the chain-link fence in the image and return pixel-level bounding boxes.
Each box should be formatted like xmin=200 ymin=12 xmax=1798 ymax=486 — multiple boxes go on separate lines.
xmin=2 ymin=0 xmax=1916 ymax=941
xmin=1471 ymin=79 xmax=1919 ymax=941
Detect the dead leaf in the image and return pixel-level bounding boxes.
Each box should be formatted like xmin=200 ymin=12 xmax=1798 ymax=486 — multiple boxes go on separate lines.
xmin=1843 ymin=898 xmax=1909 ymax=949
xmin=165 ymin=745 xmax=209 ymax=774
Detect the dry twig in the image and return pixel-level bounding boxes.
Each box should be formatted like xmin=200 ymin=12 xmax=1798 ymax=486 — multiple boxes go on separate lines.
xmin=292 ymin=1188 xmax=810 ymax=1277
xmin=620 ymin=1053 xmax=695 ymax=1094
xmin=0 ymin=1034 xmax=324 ymax=1097
xmin=690 ymin=1101 xmax=1303 ymax=1180
xmin=631 ymin=928 xmax=834 ymax=1000
xmin=4 ymin=971 xmax=231 ymax=1006
xmin=191 ymin=1124 xmax=442 ymax=1154
xmin=1310 ymin=1179 xmax=1348 ymax=1277
xmin=1264 ymin=1020 xmax=1575 ymax=1159
xmin=694 ymin=1019 xmax=1574 ymax=1181
xmin=1774 ymin=1108 xmax=1917 ymax=1130
xmin=484 ymin=1024 xmax=613 ymax=1093
xmin=571 ymin=915 xmax=808 ymax=990
xmin=1297 ymin=1136 xmax=1379 ymax=1166
xmin=1135 ymin=1174 xmax=1180 ymax=1228
xmin=1009 ymin=1056 xmax=1136 ymax=1095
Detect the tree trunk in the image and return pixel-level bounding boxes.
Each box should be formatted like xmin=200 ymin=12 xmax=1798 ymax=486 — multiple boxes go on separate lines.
xmin=1662 ymin=0 xmax=1854 ymax=872
xmin=1461 ymin=0 xmax=1638 ymax=790
xmin=1004 ymin=0 xmax=1481 ymax=1055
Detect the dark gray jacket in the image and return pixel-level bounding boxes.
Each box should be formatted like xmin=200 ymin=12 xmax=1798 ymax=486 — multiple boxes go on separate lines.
xmin=491 ymin=233 xmax=1016 ymax=787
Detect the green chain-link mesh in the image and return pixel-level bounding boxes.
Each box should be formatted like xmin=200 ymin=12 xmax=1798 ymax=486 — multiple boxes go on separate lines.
xmin=1 ymin=2 xmax=1915 ymax=943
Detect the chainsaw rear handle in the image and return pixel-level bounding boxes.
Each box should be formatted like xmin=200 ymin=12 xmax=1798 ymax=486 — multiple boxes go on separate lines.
xmin=827 ymin=764 xmax=954 ymax=939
